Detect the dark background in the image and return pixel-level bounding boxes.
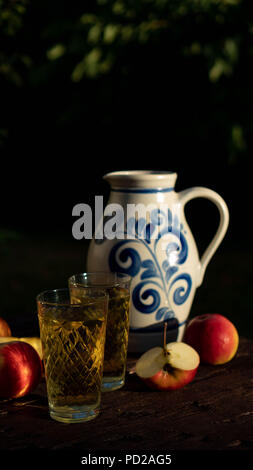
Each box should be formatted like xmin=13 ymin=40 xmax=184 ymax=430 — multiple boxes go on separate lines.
xmin=0 ymin=0 xmax=252 ymax=338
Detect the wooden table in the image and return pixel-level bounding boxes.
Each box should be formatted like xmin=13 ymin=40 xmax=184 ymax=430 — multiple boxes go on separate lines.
xmin=1 ymin=337 xmax=253 ymax=464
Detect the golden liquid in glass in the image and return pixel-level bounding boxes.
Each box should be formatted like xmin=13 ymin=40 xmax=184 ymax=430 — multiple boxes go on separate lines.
xmin=39 ymin=310 xmax=106 ymax=410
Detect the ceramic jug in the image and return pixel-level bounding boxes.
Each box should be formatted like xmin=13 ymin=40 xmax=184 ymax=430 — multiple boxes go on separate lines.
xmin=87 ymin=171 xmax=229 ymax=353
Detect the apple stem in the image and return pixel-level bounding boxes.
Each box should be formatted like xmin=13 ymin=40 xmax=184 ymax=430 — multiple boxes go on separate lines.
xmin=163 ymin=321 xmax=168 ymax=357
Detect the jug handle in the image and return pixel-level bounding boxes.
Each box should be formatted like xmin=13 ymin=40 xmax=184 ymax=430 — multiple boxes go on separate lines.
xmin=179 ymin=187 xmax=229 ymax=287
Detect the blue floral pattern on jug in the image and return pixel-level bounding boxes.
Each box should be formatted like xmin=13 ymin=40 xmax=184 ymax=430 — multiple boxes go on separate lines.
xmin=108 ymin=208 xmax=192 ymax=322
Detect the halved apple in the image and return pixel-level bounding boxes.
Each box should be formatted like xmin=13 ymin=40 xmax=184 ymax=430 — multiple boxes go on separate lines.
xmin=136 ymin=342 xmax=200 ymax=391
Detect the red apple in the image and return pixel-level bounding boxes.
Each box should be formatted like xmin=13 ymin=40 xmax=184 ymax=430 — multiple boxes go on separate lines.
xmin=136 ymin=342 xmax=200 ymax=391
xmin=184 ymin=313 xmax=239 ymax=365
xmin=20 ymin=337 xmax=43 ymax=360
xmin=0 ymin=336 xmax=43 ymax=360
xmin=0 ymin=341 xmax=43 ymax=399
xmin=0 ymin=317 xmax=11 ymax=337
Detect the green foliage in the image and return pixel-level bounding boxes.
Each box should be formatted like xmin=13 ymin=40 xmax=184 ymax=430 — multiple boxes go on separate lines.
xmin=0 ymin=0 xmax=252 ymax=162
xmin=0 ymin=0 xmax=28 ymax=35
xmin=0 ymin=0 xmax=30 ymax=146
xmin=0 ymin=0 xmax=29 ymax=85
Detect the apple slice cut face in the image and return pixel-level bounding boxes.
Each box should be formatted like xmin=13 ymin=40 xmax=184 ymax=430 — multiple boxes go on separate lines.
xmin=136 ymin=347 xmax=166 ymax=378
xmin=166 ymin=342 xmax=200 ymax=370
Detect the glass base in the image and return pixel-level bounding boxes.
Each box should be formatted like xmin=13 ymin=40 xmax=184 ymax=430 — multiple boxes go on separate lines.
xmin=49 ymin=404 xmax=100 ymax=423
xmin=101 ymin=376 xmax=124 ymax=392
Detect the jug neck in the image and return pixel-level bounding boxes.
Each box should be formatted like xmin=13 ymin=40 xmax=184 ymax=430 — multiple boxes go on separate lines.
xmin=103 ymin=171 xmax=177 ymax=193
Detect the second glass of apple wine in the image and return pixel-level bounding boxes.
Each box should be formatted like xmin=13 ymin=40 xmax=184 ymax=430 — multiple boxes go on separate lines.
xmin=68 ymin=272 xmax=131 ymax=392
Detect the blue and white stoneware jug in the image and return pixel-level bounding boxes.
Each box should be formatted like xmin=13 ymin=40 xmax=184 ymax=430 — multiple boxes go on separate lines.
xmin=87 ymin=171 xmax=229 ymax=353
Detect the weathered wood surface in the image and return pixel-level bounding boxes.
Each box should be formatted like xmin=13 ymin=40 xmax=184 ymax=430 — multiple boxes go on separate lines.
xmin=1 ymin=337 xmax=253 ymax=452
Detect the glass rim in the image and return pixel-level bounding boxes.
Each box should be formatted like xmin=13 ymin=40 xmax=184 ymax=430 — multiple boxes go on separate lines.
xmin=36 ymin=287 xmax=108 ymax=307
xmin=68 ymin=272 xmax=131 ymax=287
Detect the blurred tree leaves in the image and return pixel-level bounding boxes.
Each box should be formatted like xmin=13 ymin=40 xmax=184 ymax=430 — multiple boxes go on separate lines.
xmin=0 ymin=0 xmax=27 ymax=35
xmin=0 ymin=0 xmax=29 ymax=85
xmin=0 ymin=0 xmax=29 ymax=147
xmin=0 ymin=0 xmax=252 ymax=164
